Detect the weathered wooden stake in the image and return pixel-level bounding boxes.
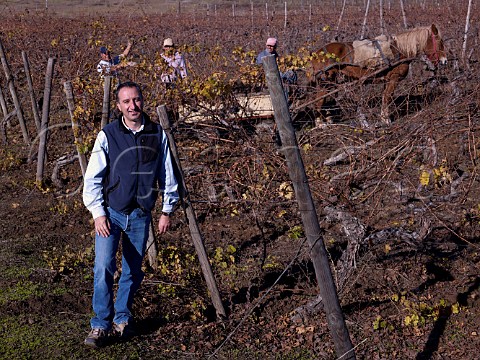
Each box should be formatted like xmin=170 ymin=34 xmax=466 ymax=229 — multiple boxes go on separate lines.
xmin=262 ymin=55 xmax=356 ymax=360
xmin=0 ymin=83 xmax=9 ymax=120
xmin=36 ymin=57 xmax=55 ymax=184
xmin=360 ymin=0 xmax=371 ymax=40
xmin=156 ymin=105 xmax=226 ymax=319
xmin=0 ymin=38 xmax=29 ymax=144
xmin=146 ymin=222 xmax=158 ymax=269
xmin=462 ymin=0 xmax=473 ymax=64
xmin=22 ymin=51 xmax=41 ymax=133
xmin=336 ymin=0 xmax=347 ymax=32
xmin=379 ymin=0 xmax=385 ymax=35
xmin=250 ymin=1 xmax=254 ymax=27
xmin=101 ymin=76 xmax=112 ymax=128
xmin=0 ymin=86 xmax=13 ymax=143
xmin=399 ymin=0 xmax=408 ymax=29
xmin=63 ymin=81 xmax=88 ymax=177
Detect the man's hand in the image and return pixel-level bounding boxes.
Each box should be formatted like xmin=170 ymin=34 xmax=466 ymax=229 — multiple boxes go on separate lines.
xmin=122 ymin=39 xmax=134 ymax=57
xmin=158 ymin=214 xmax=171 ymax=234
xmin=94 ymin=216 xmax=111 ymax=238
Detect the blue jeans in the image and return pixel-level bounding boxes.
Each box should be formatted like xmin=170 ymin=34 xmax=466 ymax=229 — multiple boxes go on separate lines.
xmin=90 ymin=207 xmax=151 ymax=330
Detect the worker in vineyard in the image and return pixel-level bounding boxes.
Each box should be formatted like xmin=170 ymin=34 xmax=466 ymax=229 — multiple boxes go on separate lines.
xmin=82 ymin=81 xmax=179 ymax=348
xmin=97 ymin=39 xmax=135 ymax=78
xmin=159 ymin=38 xmax=188 ymax=85
xmin=256 ymin=37 xmax=280 ymax=65
xmin=256 ymin=37 xmax=297 ymax=98
xmin=257 ymin=37 xmax=297 ymax=84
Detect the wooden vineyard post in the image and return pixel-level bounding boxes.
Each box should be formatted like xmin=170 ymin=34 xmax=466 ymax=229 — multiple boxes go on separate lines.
xmin=360 ymin=0 xmax=371 ymax=40
xmin=250 ymin=1 xmax=253 ymax=27
xmin=36 ymin=58 xmax=55 ymax=184
xmin=156 ymin=105 xmax=227 ymax=319
xmin=336 ymin=0 xmax=347 ymax=32
xmin=399 ymin=0 xmax=408 ymax=29
xmin=101 ymin=76 xmax=112 ymax=128
xmin=63 ymin=81 xmax=88 ymax=177
xmin=0 ymin=38 xmax=29 ymax=144
xmin=462 ymin=0 xmax=473 ymax=64
xmin=262 ymin=55 xmax=356 ymax=360
xmin=146 ymin=222 xmax=158 ymax=269
xmin=0 ymin=86 xmax=15 ymax=144
xmin=22 ymin=51 xmax=41 ymax=133
xmin=379 ymin=0 xmax=385 ymax=35
xmin=0 ymin=85 xmax=8 ymax=118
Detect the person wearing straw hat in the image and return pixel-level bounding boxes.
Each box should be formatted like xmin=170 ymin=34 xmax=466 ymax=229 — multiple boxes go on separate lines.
xmin=159 ymin=38 xmax=188 ymax=84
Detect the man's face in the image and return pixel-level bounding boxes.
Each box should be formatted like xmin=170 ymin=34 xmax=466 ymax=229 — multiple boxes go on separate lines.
xmin=101 ymin=52 xmax=110 ymax=60
xmin=266 ymin=44 xmax=276 ymax=54
xmin=116 ymin=86 xmax=143 ymax=124
xmin=163 ymin=45 xmax=174 ymax=55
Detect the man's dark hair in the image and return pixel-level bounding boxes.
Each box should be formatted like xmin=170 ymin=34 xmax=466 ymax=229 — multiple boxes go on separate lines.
xmin=115 ymin=81 xmax=143 ymax=103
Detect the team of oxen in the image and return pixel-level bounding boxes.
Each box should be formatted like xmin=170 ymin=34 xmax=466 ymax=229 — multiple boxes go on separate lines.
xmin=298 ymin=24 xmax=447 ymax=125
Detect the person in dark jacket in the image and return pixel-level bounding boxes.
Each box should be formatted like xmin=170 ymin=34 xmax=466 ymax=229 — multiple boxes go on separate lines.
xmin=82 ymin=81 xmax=179 ymax=347
xmin=256 ymin=37 xmax=279 ymax=65
xmin=256 ymin=37 xmax=297 ymax=100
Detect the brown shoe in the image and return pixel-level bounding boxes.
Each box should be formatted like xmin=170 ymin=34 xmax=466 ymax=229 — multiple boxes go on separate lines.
xmin=113 ymin=322 xmax=135 ymax=339
xmin=84 ymin=328 xmax=108 ymax=347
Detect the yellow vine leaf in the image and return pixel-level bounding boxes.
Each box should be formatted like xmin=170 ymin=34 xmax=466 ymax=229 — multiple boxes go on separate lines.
xmin=420 ymin=170 xmax=430 ymax=186
xmin=385 ymin=244 xmax=391 ymax=254
xmin=302 ymin=143 xmax=312 ymax=152
xmin=452 ymin=303 xmax=460 ymax=314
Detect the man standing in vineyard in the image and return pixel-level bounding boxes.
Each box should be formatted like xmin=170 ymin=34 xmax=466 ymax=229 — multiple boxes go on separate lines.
xmin=82 ymin=81 xmax=179 ymax=347
xmin=97 ymin=39 xmax=135 ymax=78
xmin=159 ymin=38 xmax=188 ymax=85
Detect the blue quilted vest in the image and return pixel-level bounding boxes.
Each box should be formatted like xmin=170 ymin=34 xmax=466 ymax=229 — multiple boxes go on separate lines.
xmin=102 ymin=114 xmax=164 ymax=214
